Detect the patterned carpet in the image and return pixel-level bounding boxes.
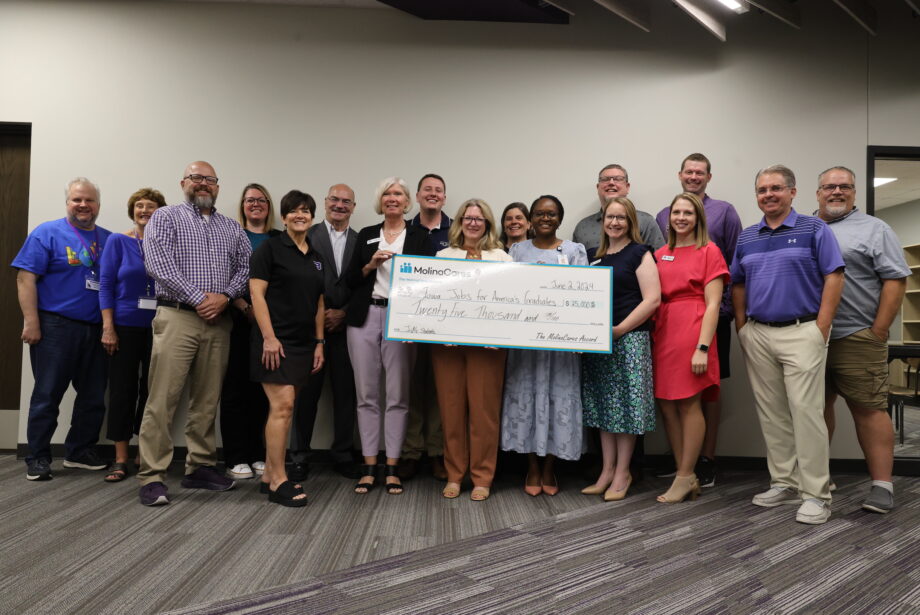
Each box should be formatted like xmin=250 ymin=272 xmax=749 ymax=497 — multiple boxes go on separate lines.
xmin=2 ymin=454 xmax=916 ymax=615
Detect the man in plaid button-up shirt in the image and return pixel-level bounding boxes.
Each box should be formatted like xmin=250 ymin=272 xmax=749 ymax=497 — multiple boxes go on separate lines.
xmin=136 ymin=160 xmax=251 ymax=506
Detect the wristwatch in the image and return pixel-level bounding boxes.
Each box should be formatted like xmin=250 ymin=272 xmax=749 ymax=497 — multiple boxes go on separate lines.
xmin=696 ymin=344 xmax=709 ymax=352
xmin=316 ymin=339 xmax=326 ymax=345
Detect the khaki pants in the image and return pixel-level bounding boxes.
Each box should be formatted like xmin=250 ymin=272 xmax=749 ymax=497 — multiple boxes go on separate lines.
xmin=402 ymin=344 xmax=443 ymax=459
xmin=738 ymin=320 xmax=831 ymax=502
xmin=137 ymin=307 xmax=232 ymax=485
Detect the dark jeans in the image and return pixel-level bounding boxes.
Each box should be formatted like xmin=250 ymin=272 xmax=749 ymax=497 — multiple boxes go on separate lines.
xmin=27 ymin=311 xmax=107 ymax=462
xmin=219 ymin=309 xmax=268 ymax=466
xmin=105 ymin=324 xmax=152 ymax=442
xmin=292 ymin=328 xmax=356 ymax=464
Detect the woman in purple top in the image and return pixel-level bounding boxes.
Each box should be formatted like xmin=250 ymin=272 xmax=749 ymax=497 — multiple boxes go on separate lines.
xmin=99 ymin=188 xmax=166 ymax=482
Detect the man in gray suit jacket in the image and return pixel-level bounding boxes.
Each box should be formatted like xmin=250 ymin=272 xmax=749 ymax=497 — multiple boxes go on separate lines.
xmin=291 ymin=184 xmax=360 ymax=480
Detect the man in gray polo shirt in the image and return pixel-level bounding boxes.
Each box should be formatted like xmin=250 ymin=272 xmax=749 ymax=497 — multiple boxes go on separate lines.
xmin=572 ymin=164 xmax=664 ymax=257
xmin=816 ymin=166 xmax=909 ymax=514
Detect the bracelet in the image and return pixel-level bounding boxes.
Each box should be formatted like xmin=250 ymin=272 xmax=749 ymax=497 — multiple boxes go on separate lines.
xmin=316 ymin=339 xmax=326 ymax=345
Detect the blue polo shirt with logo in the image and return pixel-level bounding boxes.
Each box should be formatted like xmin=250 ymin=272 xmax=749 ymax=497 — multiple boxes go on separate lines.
xmin=731 ymin=209 xmax=844 ymax=322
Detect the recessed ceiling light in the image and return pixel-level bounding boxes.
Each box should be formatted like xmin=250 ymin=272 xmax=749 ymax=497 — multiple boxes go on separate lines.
xmin=874 ymin=177 xmax=897 ymax=187
xmin=715 ymin=0 xmax=744 ymax=12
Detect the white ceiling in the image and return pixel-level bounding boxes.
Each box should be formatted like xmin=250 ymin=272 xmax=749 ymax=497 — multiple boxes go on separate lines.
xmin=162 ymin=0 xmax=386 ymax=7
xmin=875 ymin=159 xmax=920 ymax=210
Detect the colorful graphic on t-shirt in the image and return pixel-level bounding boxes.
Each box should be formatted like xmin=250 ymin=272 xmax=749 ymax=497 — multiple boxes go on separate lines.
xmin=66 ymin=243 xmax=97 ymax=267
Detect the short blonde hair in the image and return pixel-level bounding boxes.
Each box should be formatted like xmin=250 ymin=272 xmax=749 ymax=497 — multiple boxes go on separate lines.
xmin=447 ymin=199 xmax=504 ymax=252
xmin=373 ymin=177 xmax=413 ymax=216
xmin=667 ymin=192 xmax=710 ymax=249
xmin=597 ymin=197 xmax=642 ymax=258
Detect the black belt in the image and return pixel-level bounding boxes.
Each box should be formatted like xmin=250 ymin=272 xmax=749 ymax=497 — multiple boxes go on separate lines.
xmin=749 ymin=314 xmax=817 ymax=328
xmin=157 ymin=299 xmax=197 ymax=312
xmin=370 ymin=298 xmax=389 ymax=307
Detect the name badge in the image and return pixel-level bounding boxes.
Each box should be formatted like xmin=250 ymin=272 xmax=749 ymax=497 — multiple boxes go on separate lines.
xmin=367 ymin=237 xmax=381 ymax=245
xmin=557 ymin=254 xmax=569 ymax=265
xmin=661 ymin=255 xmax=675 ymax=262
xmin=85 ymin=271 xmax=100 ymax=291
xmin=138 ymin=296 xmax=158 ymax=310
xmin=589 ymin=259 xmax=602 ymax=266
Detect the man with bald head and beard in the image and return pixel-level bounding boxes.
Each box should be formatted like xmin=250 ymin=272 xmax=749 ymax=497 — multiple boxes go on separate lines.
xmin=14 ymin=177 xmax=112 ymax=481
xmin=136 ymin=161 xmax=251 ymax=506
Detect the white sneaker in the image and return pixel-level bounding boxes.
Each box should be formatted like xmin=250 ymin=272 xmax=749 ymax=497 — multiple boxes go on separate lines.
xmin=226 ymin=463 xmax=254 ymax=479
xmin=251 ymin=461 xmax=265 ymax=476
xmin=752 ymin=486 xmax=800 ymax=507
xmin=796 ymin=498 xmax=831 ymax=525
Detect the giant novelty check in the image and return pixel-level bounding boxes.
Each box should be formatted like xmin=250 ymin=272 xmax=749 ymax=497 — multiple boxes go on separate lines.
xmin=385 ymin=255 xmax=612 ymax=353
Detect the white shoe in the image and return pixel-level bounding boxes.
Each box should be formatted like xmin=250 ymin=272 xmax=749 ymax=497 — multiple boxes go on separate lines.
xmin=251 ymin=461 xmax=266 ymax=476
xmin=796 ymin=498 xmax=831 ymax=524
xmin=226 ymin=463 xmax=254 ymax=479
xmin=752 ymin=486 xmax=800 ymax=507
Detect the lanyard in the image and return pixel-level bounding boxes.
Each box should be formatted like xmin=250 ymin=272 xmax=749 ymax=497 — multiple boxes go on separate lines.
xmin=66 ymin=220 xmax=100 ymax=269
xmin=133 ymin=231 xmax=154 ymax=297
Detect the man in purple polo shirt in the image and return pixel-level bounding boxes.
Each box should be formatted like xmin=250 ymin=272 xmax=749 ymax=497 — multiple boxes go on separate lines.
xmin=732 ymin=164 xmax=844 ymax=525
xmin=656 ymin=153 xmax=742 ymax=487
xmin=135 ymin=160 xmax=251 ymax=506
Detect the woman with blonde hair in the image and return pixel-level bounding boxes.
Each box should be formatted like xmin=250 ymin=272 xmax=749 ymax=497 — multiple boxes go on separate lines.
xmin=653 ymin=193 xmax=728 ymax=503
xmin=347 ymin=177 xmax=434 ymax=495
xmin=432 ymin=199 xmax=513 ymax=501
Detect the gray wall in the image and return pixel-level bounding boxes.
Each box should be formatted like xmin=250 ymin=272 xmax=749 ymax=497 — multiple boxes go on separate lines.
xmin=3 ymin=0 xmax=920 ymax=457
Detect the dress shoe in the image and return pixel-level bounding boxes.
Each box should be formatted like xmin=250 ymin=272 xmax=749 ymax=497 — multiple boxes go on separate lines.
xmin=333 ymin=461 xmax=361 ymax=480
xmin=430 ymin=455 xmax=448 ymax=481
xmin=542 ymin=474 xmax=559 ymax=496
xmin=604 ymin=474 xmax=632 ymax=502
xmin=524 ymin=473 xmax=542 ymax=496
xmin=397 ymin=458 xmax=418 ymax=480
xmin=657 ymin=474 xmax=700 ymax=503
xmin=582 ymin=478 xmax=613 ymax=495
xmin=288 ymin=462 xmax=309 ymax=482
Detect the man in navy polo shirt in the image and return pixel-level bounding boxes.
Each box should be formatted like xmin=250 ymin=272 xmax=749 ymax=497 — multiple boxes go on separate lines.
xmin=13 ymin=177 xmax=112 ymax=481
xmin=732 ymin=164 xmax=844 ymax=525
xmin=401 ymin=173 xmax=451 ymax=480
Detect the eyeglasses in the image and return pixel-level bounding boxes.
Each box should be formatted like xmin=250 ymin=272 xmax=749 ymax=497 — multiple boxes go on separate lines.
xmin=605 ymin=214 xmax=628 ymax=222
xmin=462 ymin=216 xmax=486 ymax=224
xmin=819 ymin=183 xmax=854 ymax=193
xmin=326 ymin=196 xmax=354 ymax=206
xmin=598 ymin=175 xmax=627 ymax=184
xmin=184 ymin=174 xmax=219 ymax=185
xmin=244 ymin=197 xmax=268 ymax=205
xmin=755 ymin=184 xmax=790 ymax=195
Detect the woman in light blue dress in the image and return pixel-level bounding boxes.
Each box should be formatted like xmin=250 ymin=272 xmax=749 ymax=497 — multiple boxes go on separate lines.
xmin=501 ymin=195 xmax=588 ymax=496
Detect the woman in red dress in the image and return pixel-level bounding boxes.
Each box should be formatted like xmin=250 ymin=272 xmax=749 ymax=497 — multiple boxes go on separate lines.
xmin=653 ymin=193 xmax=729 ymax=503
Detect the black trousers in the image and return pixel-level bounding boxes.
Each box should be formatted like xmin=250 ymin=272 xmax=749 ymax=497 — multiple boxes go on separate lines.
xmin=219 ymin=309 xmax=269 ymax=466
xmin=291 ymin=328 xmax=356 ymax=464
xmin=105 ymin=324 xmax=152 ymax=442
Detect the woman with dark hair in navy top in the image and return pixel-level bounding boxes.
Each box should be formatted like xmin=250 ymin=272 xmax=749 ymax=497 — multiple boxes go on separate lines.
xmin=99 ymin=188 xmax=167 ymax=482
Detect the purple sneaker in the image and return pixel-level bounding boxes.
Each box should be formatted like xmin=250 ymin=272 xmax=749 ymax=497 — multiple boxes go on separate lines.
xmin=181 ymin=466 xmax=236 ymax=491
xmin=140 ymin=482 xmax=170 ymax=506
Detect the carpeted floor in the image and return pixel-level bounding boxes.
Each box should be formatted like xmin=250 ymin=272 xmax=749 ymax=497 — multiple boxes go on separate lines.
xmin=1 ymin=454 xmax=918 ymax=615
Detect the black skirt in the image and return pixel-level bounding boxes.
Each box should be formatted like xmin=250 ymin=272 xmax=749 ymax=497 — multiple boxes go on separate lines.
xmin=250 ymin=328 xmax=315 ymax=387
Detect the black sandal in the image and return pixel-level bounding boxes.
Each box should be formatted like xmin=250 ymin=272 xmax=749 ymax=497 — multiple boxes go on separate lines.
xmin=384 ymin=464 xmax=403 ymax=495
xmin=355 ymin=464 xmax=377 ymax=494
xmin=104 ymin=462 xmax=128 ymax=483
xmin=268 ymin=480 xmax=308 ymax=507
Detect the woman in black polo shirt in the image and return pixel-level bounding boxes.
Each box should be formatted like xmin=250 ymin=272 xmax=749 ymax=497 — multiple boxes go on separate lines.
xmin=249 ymin=190 xmax=325 ymax=507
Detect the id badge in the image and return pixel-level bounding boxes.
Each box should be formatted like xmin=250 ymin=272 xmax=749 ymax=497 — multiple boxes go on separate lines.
xmin=661 ymin=255 xmax=675 ymax=262
xmin=85 ymin=271 xmax=100 ymax=291
xmin=557 ymin=254 xmax=569 ymax=265
xmin=138 ymin=296 xmax=158 ymax=310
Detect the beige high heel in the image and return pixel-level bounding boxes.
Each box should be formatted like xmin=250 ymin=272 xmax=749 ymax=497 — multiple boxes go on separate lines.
xmin=657 ymin=474 xmax=700 ymax=503
xmin=604 ymin=473 xmax=632 ymax=502
xmin=581 ymin=478 xmax=613 ymax=495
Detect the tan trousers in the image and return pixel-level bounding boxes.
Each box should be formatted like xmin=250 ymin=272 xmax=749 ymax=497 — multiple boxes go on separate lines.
xmin=431 ymin=345 xmax=507 ymax=487
xmin=738 ymin=320 xmax=831 ymax=502
xmin=137 ymin=307 xmax=232 ymax=485
xmin=402 ymin=344 xmax=443 ymax=459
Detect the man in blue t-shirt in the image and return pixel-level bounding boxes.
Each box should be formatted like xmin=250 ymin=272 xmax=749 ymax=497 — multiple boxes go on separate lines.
xmin=12 ymin=177 xmax=112 ymax=481
xmin=732 ymin=164 xmax=844 ymax=525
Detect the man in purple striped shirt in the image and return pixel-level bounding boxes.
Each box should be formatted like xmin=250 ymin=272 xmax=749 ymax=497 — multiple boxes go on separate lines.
xmin=136 ymin=160 xmax=251 ymax=507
